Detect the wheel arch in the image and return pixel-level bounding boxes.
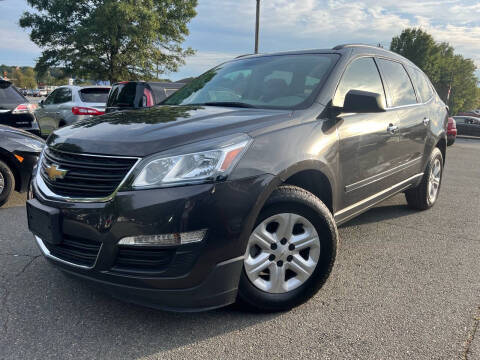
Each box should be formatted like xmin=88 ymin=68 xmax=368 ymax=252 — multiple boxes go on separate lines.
xmin=0 ymin=148 xmax=20 ymax=191
xmin=435 ymin=135 xmax=447 ymax=164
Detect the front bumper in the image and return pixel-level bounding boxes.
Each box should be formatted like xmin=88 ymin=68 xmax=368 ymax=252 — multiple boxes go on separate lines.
xmin=30 ymin=174 xmax=272 ymax=311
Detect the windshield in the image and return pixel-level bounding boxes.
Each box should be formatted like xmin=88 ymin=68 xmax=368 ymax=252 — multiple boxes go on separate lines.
xmin=163 ymin=54 xmax=338 ymax=110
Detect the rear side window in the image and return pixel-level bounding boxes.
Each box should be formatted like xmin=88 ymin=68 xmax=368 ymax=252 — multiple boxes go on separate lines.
xmin=377 ymin=59 xmax=417 ymax=107
xmin=54 ymin=88 xmax=72 ymax=104
xmin=409 ymin=68 xmax=432 ymax=103
xmin=0 ymin=82 xmax=25 ymax=105
xmin=79 ymin=88 xmax=110 ymax=103
xmin=333 ymin=57 xmax=385 ymax=107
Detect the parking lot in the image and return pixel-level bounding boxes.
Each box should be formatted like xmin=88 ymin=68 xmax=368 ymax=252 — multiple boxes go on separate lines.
xmin=0 ymin=138 xmax=478 ymax=359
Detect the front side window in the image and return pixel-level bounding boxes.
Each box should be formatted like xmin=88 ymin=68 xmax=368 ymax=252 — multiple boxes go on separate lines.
xmin=54 ymin=88 xmax=72 ymax=104
xmin=44 ymin=90 xmax=57 ymax=105
xmin=332 ymin=57 xmax=385 ymax=107
xmin=163 ymin=54 xmax=338 ymax=110
xmin=377 ymin=59 xmax=417 ymax=107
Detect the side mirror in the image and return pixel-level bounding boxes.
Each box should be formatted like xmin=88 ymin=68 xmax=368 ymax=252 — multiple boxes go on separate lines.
xmin=343 ymin=90 xmax=386 ymax=113
xmin=39 ymin=100 xmax=44 ymax=106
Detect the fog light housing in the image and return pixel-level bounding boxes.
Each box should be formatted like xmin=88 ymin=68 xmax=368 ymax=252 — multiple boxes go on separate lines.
xmin=118 ymin=230 xmax=207 ymax=247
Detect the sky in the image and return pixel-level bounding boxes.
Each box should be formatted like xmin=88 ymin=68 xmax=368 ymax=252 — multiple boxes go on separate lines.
xmin=2 ymin=0 xmax=480 ymax=81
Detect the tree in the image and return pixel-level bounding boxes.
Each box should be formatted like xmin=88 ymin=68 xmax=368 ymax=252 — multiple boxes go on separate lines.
xmin=22 ymin=67 xmax=37 ymax=89
xmin=20 ymin=0 xmax=197 ymax=83
xmin=390 ymin=28 xmax=480 ymax=114
xmin=12 ymin=68 xmax=24 ymax=87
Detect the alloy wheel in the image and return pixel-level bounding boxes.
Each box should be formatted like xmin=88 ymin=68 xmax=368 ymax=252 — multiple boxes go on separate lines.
xmin=0 ymin=172 xmax=4 ymax=195
xmin=428 ymin=158 xmax=441 ymax=203
xmin=244 ymin=213 xmax=321 ymax=294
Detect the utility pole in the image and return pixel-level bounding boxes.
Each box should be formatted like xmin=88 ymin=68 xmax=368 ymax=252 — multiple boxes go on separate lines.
xmin=254 ymin=0 xmax=260 ymax=54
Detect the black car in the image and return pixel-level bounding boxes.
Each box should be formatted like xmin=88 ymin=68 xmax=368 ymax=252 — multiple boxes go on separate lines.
xmin=0 ymin=80 xmax=41 ymax=136
xmin=453 ymin=116 xmax=480 ymax=137
xmin=105 ymin=81 xmax=185 ymax=113
xmin=0 ymin=125 xmax=44 ymax=207
xmin=27 ymin=45 xmax=448 ymax=312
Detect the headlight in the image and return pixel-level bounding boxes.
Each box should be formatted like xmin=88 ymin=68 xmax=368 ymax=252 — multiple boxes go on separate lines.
xmin=132 ymin=134 xmax=252 ymax=189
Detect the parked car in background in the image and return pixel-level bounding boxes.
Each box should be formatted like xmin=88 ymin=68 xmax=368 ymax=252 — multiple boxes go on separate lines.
xmin=34 ymin=85 xmax=110 ymax=137
xmin=105 ymin=81 xmax=184 ymax=113
xmin=0 ymin=125 xmax=44 ymax=207
xmin=0 ymin=80 xmax=41 ymax=136
xmin=453 ymin=116 xmax=480 ymax=137
xmin=28 ymin=45 xmax=448 ymax=312
xmin=38 ymin=89 xmax=48 ymax=97
xmin=447 ymin=117 xmax=457 ymax=146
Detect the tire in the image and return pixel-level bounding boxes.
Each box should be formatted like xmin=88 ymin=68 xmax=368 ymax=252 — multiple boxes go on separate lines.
xmin=447 ymin=138 xmax=455 ymax=146
xmin=405 ymin=147 xmax=443 ymax=210
xmin=237 ymin=185 xmax=338 ymax=312
xmin=0 ymin=160 xmax=15 ymax=208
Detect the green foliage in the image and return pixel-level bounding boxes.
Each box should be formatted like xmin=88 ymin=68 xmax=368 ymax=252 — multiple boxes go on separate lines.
xmin=20 ymin=0 xmax=197 ymax=83
xmin=391 ymin=28 xmax=480 ymax=114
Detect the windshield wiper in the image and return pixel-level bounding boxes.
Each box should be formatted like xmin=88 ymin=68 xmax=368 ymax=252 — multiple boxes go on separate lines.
xmin=200 ymin=101 xmax=257 ymax=108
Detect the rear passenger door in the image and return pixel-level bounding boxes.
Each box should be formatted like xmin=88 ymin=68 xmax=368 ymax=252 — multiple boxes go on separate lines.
xmin=334 ymin=57 xmax=402 ymax=208
xmin=376 ymin=59 xmax=428 ymax=176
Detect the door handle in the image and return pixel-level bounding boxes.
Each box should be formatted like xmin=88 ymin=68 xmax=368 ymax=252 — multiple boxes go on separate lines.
xmin=387 ymin=124 xmax=398 ymax=134
xmin=423 ymin=118 xmax=430 ymax=126
xmin=55 ymin=111 xmax=61 ymax=114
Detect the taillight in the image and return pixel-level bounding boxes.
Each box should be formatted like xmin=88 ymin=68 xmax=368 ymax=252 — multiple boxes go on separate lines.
xmin=71 ymin=106 xmax=105 ymax=116
xmin=12 ymin=103 xmax=38 ymax=114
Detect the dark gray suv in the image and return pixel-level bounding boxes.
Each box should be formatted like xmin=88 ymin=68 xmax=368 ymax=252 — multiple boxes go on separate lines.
xmin=27 ymin=44 xmax=448 ymax=312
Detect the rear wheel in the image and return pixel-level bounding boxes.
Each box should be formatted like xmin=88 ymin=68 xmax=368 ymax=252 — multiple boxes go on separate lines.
xmin=447 ymin=138 xmax=455 ymax=146
xmin=237 ymin=185 xmax=338 ymax=312
xmin=405 ymin=147 xmax=443 ymax=210
xmin=0 ymin=160 xmax=15 ymax=207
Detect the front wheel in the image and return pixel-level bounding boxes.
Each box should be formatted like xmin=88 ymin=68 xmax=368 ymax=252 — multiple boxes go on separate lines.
xmin=237 ymin=185 xmax=338 ymax=312
xmin=405 ymin=147 xmax=443 ymax=210
xmin=0 ymin=160 xmax=15 ymax=207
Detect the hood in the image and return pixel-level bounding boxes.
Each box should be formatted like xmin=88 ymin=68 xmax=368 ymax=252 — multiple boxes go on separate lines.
xmin=0 ymin=125 xmax=43 ymax=141
xmin=48 ymin=105 xmax=291 ymax=157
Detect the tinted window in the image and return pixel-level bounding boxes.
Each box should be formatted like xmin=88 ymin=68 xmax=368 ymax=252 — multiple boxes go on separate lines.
xmin=409 ymin=68 xmax=432 ymax=103
xmin=163 ymin=54 xmax=338 ymax=110
xmin=377 ymin=59 xmax=417 ymax=107
xmin=332 ymin=57 xmax=385 ymax=107
xmin=0 ymin=81 xmax=25 ymax=106
xmin=107 ymin=82 xmax=139 ymax=108
xmin=79 ymin=88 xmax=110 ymax=103
xmin=54 ymin=88 xmax=72 ymax=104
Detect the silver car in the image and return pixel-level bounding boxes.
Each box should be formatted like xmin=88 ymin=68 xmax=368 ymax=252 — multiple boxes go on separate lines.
xmin=35 ymin=85 xmax=110 ymax=137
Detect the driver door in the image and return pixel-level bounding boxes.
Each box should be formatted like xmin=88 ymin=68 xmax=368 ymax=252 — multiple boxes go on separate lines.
xmin=36 ymin=89 xmax=59 ymax=137
xmin=334 ymin=57 xmax=401 ymax=209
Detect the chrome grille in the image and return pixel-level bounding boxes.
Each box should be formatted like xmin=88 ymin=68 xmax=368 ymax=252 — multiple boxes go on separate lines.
xmin=40 ymin=148 xmax=138 ymax=199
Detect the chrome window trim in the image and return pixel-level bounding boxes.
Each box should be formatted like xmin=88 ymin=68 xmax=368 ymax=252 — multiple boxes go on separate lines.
xmin=34 ymin=235 xmax=100 ymax=270
xmin=36 ymin=148 xmax=141 ymax=203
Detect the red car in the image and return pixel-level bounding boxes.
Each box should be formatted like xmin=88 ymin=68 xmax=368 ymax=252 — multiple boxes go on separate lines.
xmin=447 ymin=117 xmax=457 ymax=146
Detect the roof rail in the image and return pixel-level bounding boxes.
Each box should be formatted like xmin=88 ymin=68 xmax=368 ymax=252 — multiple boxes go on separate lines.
xmin=332 ymin=43 xmax=384 ymax=51
xmin=235 ymin=53 xmax=254 ymax=59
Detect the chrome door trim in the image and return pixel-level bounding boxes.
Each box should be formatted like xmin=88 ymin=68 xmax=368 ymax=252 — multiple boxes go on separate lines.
xmin=335 ymin=172 xmax=423 ymax=217
xmin=345 ymin=157 xmax=422 ymax=193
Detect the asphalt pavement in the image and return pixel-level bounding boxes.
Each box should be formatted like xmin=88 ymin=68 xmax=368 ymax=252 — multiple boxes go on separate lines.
xmin=0 ymin=138 xmax=479 ymax=359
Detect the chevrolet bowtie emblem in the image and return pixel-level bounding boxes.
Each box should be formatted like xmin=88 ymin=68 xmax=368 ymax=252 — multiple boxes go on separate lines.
xmin=45 ymin=163 xmax=68 ymax=181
